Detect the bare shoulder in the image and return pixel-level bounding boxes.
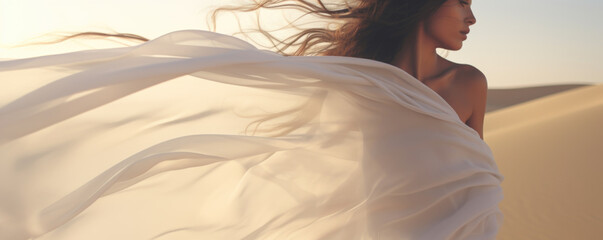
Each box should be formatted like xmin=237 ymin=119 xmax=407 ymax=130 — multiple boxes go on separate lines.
xmin=437 ymin=56 xmax=487 ymax=88
xmin=452 ymin=64 xmax=487 ymax=89
xmin=448 ymin=62 xmax=488 ymax=138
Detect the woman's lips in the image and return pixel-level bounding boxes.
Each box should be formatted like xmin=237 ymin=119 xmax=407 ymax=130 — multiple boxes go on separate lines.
xmin=460 ymin=30 xmax=469 ymax=40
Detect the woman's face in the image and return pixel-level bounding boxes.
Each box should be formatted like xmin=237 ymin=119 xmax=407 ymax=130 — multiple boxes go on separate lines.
xmin=423 ymin=0 xmax=477 ymax=50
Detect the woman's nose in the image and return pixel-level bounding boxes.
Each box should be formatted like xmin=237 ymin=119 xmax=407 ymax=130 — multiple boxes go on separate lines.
xmin=466 ymin=9 xmax=477 ymax=26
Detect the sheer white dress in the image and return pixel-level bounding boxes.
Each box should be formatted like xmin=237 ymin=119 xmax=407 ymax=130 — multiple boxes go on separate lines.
xmin=0 ymin=30 xmax=503 ymax=240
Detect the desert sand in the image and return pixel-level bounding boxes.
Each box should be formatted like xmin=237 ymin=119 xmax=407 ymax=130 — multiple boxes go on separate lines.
xmin=484 ymin=84 xmax=603 ymax=240
xmin=485 ymin=84 xmax=590 ymax=113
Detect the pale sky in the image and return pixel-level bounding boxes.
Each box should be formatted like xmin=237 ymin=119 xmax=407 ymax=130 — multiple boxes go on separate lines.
xmin=1 ymin=0 xmax=601 ymax=88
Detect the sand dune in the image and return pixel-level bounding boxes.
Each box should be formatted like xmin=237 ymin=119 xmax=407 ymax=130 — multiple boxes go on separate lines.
xmin=486 ymin=84 xmax=590 ymax=113
xmin=484 ymin=84 xmax=603 ymax=240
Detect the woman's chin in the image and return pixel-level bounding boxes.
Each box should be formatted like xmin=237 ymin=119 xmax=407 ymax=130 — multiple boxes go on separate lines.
xmin=442 ymin=43 xmax=463 ymax=51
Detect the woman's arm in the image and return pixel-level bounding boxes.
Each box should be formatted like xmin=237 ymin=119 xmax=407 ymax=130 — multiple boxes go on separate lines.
xmin=464 ymin=67 xmax=488 ymax=139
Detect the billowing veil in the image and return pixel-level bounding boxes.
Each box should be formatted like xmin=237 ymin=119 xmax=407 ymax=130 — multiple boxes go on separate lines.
xmin=0 ymin=30 xmax=503 ymax=240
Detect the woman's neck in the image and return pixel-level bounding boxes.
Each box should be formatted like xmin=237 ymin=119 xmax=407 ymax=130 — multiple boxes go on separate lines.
xmin=391 ymin=24 xmax=441 ymax=82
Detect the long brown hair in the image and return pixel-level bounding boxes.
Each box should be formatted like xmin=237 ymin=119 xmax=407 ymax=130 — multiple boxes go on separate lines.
xmin=212 ymin=0 xmax=448 ymax=63
xmin=22 ymin=0 xmax=447 ymax=64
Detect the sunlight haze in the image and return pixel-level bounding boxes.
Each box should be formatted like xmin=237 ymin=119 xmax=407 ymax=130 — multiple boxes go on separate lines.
xmin=1 ymin=0 xmax=601 ymax=88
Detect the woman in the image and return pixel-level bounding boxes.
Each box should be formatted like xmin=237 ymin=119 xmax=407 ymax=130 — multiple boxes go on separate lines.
xmin=211 ymin=0 xmax=485 ymax=137
xmin=0 ymin=0 xmax=502 ymax=239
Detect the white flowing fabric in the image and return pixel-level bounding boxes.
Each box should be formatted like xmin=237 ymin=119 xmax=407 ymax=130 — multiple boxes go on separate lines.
xmin=0 ymin=30 xmax=503 ymax=240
